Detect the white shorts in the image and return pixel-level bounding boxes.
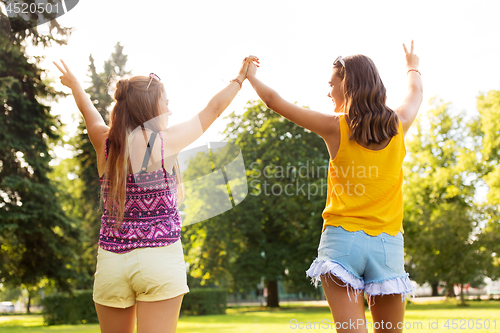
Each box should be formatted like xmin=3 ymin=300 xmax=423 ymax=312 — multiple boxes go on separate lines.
xmin=93 ymin=240 xmax=189 ymax=308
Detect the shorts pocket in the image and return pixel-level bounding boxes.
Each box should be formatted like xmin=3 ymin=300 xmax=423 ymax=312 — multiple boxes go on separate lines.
xmin=382 ymin=237 xmax=405 ymax=273
xmin=137 ymin=247 xmax=172 ymax=285
xmin=318 ymin=226 xmax=355 ymax=260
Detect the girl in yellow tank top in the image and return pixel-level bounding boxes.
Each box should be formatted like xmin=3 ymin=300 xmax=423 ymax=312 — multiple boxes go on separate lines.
xmin=246 ymin=41 xmax=423 ymax=332
xmin=322 ymin=113 xmax=406 ymax=236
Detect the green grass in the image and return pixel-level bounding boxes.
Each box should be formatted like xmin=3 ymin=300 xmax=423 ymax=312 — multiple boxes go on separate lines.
xmin=1 ymin=300 xmax=499 ymax=333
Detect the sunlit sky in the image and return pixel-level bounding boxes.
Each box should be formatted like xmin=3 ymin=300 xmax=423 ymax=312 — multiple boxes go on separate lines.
xmin=5 ymin=0 xmax=500 ymax=155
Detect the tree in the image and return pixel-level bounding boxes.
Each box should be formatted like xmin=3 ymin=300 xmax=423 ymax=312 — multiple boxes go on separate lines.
xmin=76 ymin=43 xmax=130 ymax=287
xmin=474 ymin=89 xmax=500 ymax=279
xmin=0 ymin=8 xmax=80 ymax=312
xmin=51 ymin=43 xmax=130 ymax=289
xmin=182 ymin=100 xmax=329 ymax=307
xmin=403 ymin=99 xmax=488 ymax=304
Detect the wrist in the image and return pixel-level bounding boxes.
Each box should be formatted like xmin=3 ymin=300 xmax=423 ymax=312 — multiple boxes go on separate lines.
xmin=407 ymin=68 xmax=421 ymax=75
xmin=246 ymin=73 xmax=256 ymax=81
xmin=70 ymin=81 xmax=83 ymax=92
xmin=236 ymin=74 xmax=246 ymax=82
xmin=230 ymin=78 xmax=243 ymax=89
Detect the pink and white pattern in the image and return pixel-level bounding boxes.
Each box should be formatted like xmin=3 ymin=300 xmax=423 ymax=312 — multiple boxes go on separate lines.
xmin=99 ymin=134 xmax=181 ymax=253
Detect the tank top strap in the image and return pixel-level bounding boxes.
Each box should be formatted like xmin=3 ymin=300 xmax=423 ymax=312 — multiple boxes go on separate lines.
xmin=339 ymin=114 xmax=351 ymax=144
xmin=157 ymin=132 xmax=165 ymax=169
xmin=104 ymin=137 xmax=109 ymax=160
xmin=398 ymin=117 xmax=404 ymax=142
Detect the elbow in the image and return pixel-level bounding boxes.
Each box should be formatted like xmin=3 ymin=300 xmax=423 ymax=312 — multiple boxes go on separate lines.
xmin=409 ymin=83 xmax=423 ymax=95
xmin=261 ymin=93 xmax=279 ymax=110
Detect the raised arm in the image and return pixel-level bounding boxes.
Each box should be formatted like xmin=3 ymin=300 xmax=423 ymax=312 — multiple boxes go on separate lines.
xmin=246 ymin=58 xmax=335 ymax=139
xmin=53 ymin=60 xmax=108 ymax=151
xmin=394 ymin=40 xmax=423 ymax=136
xmin=161 ymin=57 xmax=254 ymax=154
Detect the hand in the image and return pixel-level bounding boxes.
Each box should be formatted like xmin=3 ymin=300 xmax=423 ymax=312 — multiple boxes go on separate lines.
xmin=237 ymin=55 xmax=259 ymax=81
xmin=53 ymin=60 xmax=80 ymax=90
xmin=403 ymin=40 xmax=419 ymax=71
xmin=246 ymin=57 xmax=259 ymax=79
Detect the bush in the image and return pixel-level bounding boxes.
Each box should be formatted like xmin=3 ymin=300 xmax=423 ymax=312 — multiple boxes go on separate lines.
xmin=42 ymin=290 xmax=98 ymax=325
xmin=181 ymin=288 xmax=227 ymax=315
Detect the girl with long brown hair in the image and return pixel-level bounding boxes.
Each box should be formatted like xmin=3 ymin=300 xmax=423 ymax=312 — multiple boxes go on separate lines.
xmin=54 ymin=57 xmax=254 ymax=333
xmin=245 ymin=41 xmax=422 ymax=332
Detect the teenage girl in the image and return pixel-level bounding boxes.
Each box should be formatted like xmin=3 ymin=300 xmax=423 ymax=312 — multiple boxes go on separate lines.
xmin=245 ymin=41 xmax=422 ymax=332
xmin=54 ymin=57 xmax=253 ymax=333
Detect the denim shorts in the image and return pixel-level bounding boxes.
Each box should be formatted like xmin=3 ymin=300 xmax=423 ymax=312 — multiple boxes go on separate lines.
xmin=93 ymin=240 xmax=189 ymax=308
xmin=306 ymin=225 xmax=414 ymax=300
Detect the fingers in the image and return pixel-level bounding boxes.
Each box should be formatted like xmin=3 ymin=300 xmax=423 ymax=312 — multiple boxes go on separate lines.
xmin=53 ymin=61 xmax=65 ymax=74
xmin=403 ymin=40 xmax=415 ymax=55
xmin=247 ymin=55 xmax=260 ymax=63
xmin=250 ymin=56 xmax=260 ymax=67
xmin=60 ymin=59 xmax=70 ymax=72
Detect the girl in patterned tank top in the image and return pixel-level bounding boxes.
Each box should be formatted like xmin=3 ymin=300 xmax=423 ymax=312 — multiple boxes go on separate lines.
xmin=245 ymin=42 xmax=423 ymax=332
xmin=54 ymin=57 xmax=255 ymax=333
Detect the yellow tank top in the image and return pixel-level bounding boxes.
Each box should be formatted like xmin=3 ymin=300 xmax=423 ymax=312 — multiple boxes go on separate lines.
xmin=322 ymin=114 xmax=406 ymax=236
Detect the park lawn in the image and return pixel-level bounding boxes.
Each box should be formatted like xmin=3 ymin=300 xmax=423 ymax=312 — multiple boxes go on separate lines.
xmin=0 ymin=300 xmax=499 ymax=333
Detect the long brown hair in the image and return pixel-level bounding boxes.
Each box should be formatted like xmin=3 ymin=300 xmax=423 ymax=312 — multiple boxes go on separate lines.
xmin=104 ymin=76 xmax=184 ymax=229
xmin=335 ymin=54 xmax=399 ymax=145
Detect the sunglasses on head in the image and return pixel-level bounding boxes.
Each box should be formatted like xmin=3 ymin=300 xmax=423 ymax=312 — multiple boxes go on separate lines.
xmin=333 ymin=56 xmax=345 ymax=68
xmin=146 ymin=73 xmax=161 ymax=89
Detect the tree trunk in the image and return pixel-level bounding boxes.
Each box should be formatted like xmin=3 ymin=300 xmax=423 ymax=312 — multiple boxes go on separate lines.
xmin=445 ymin=283 xmax=456 ymax=298
xmin=267 ymin=280 xmax=279 ymax=308
xmin=26 ymin=293 xmax=31 ymax=314
xmin=431 ymin=282 xmax=439 ymax=296
xmin=460 ymin=284 xmax=465 ymax=305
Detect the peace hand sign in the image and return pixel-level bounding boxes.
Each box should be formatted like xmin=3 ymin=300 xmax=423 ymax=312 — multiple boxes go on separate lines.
xmin=53 ymin=59 xmax=80 ymax=90
xmin=403 ymin=40 xmax=419 ymax=71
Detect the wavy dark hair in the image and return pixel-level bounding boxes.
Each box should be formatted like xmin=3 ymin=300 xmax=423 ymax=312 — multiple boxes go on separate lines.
xmin=334 ymin=54 xmax=399 ymax=146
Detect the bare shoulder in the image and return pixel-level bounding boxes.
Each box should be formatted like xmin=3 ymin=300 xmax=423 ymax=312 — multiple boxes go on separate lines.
xmin=320 ymin=113 xmax=342 ymax=160
xmin=91 ymin=124 xmax=110 ymax=155
xmin=322 ymin=113 xmax=341 ymax=138
xmin=94 ymin=125 xmax=110 ymax=177
xmin=393 ymin=108 xmax=411 ymax=136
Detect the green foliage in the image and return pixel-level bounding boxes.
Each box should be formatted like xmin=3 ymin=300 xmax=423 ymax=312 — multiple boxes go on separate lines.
xmin=41 ymin=290 xmax=98 ymax=325
xmin=182 ymin=100 xmax=329 ymax=307
xmin=474 ymin=89 xmax=500 ymax=279
xmin=403 ymin=99 xmax=489 ymax=303
xmin=50 ymin=43 xmax=130 ymax=289
xmin=0 ymin=283 xmax=22 ymax=302
xmin=181 ymin=288 xmax=227 ymax=315
xmin=0 ymin=7 xmax=81 ymax=311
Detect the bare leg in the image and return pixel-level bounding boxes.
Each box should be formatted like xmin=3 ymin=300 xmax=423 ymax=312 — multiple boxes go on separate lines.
xmin=136 ymin=295 xmax=184 ymax=333
xmin=95 ymin=303 xmax=136 ymax=333
xmin=321 ymin=275 xmax=368 ymax=333
xmin=369 ymin=294 xmax=406 ymax=333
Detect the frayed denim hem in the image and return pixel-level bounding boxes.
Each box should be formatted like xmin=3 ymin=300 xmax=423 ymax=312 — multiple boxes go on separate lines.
xmin=306 ymin=258 xmax=415 ymax=306
xmin=306 ymin=258 xmax=364 ymax=302
xmin=365 ymin=275 xmax=416 ymax=307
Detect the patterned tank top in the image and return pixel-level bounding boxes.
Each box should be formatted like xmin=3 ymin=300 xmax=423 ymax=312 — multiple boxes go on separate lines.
xmin=99 ymin=132 xmax=181 ymax=253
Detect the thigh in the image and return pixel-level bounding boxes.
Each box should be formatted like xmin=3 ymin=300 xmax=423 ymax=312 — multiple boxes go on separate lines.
xmin=369 ymin=294 xmax=406 ymax=333
xmin=321 ymin=275 xmax=368 ymax=333
xmin=95 ymin=303 xmax=136 ymax=333
xmin=137 ymin=295 xmax=183 ymax=333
